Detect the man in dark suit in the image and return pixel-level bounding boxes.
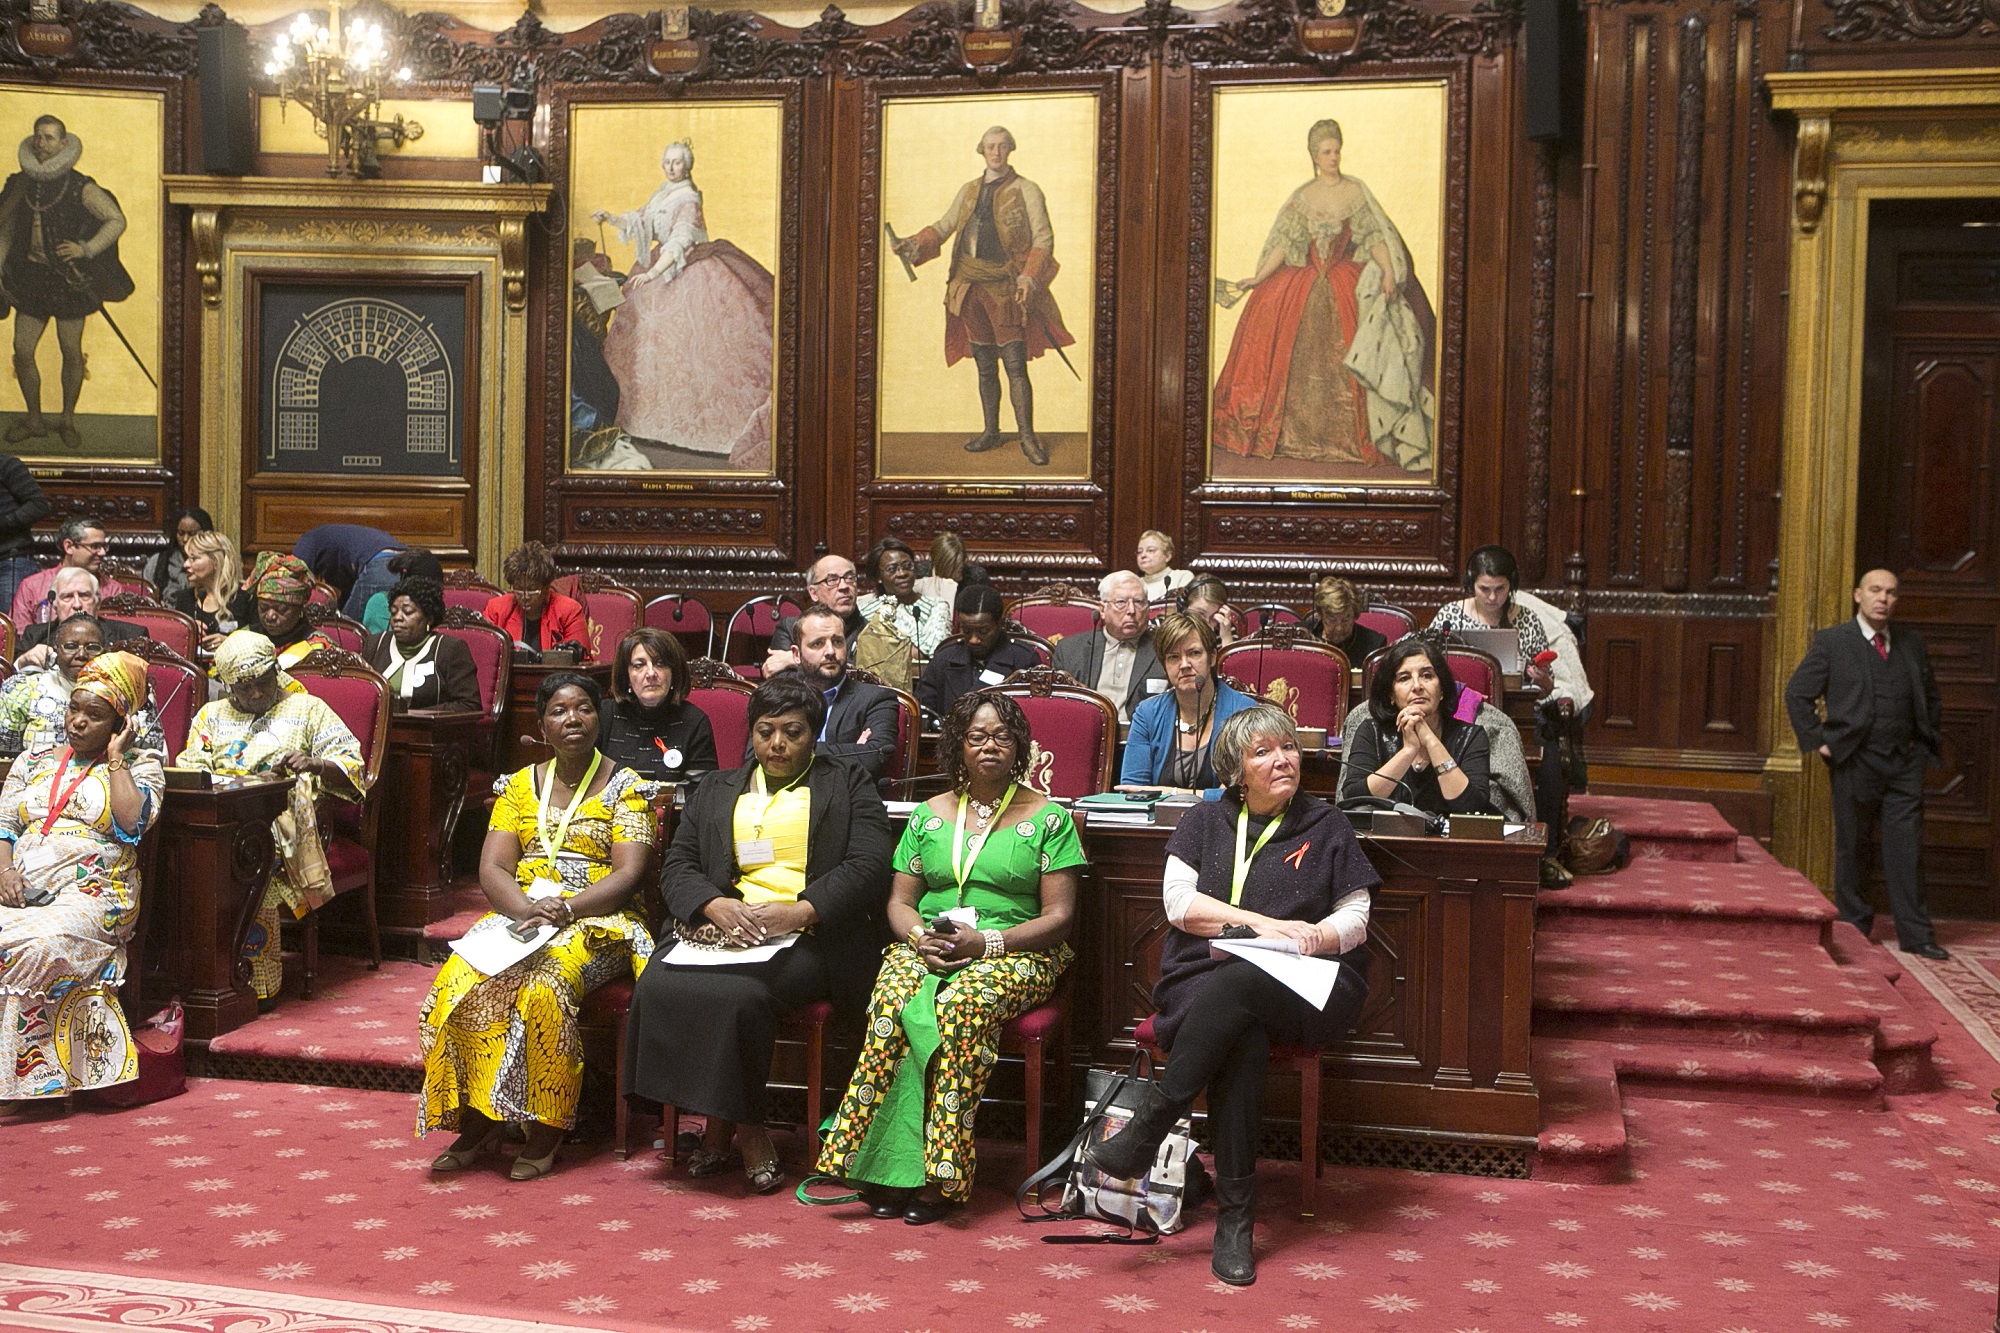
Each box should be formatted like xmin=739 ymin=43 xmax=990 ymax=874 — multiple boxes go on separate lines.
xmin=14 ymin=567 xmax=141 ymax=667
xmin=757 ymin=602 xmax=900 ymax=779
xmin=1785 ymin=568 xmax=1947 ymax=960
xmin=1049 ymin=570 xmax=1168 ymax=723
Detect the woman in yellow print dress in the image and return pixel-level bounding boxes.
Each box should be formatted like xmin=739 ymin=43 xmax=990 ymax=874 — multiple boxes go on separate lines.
xmin=816 ymin=690 xmax=1081 ymax=1224
xmin=0 ymin=653 xmax=165 ymax=1112
xmin=419 ymin=671 xmax=656 ymax=1181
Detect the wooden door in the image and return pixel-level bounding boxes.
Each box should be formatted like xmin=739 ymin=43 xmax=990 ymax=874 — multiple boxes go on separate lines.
xmin=1856 ymin=198 xmax=2000 ymax=920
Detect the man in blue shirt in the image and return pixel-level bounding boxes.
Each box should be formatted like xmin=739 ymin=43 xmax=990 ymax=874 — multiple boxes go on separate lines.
xmin=292 ymin=524 xmax=406 ymax=620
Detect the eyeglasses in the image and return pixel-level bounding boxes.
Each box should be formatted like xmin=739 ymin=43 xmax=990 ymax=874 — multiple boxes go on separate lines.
xmin=1105 ymin=597 xmax=1147 ymax=611
xmin=811 ymin=571 xmax=859 ymax=588
xmin=74 ymin=540 xmax=109 ymax=553
xmin=963 ymin=730 xmax=1015 ymax=748
xmin=878 ymin=559 xmax=916 ymax=574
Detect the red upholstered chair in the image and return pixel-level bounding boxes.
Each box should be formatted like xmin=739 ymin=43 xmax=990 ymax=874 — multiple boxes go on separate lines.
xmin=1009 ymin=584 xmax=1098 ymax=647
xmin=101 ymin=593 xmax=202 ymax=661
xmin=307 ymin=579 xmax=340 ymax=609
xmin=997 ymin=972 xmax=1073 ymax=1159
xmin=442 ymin=569 xmax=502 ymax=616
xmin=554 ymin=573 xmax=642 ymax=665
xmin=303 ymin=603 xmax=367 ymax=655
xmin=687 ymin=658 xmax=753 ymax=770
xmin=644 ymin=593 xmax=715 ymax=660
xmin=1442 ymin=644 xmax=1505 ymax=709
xmin=1148 ymin=597 xmax=1177 ymax=623
xmin=990 ymin=666 xmax=1118 ymax=799
xmin=98 ymin=561 xmax=158 ymax=602
xmin=845 ymin=667 xmax=920 ymax=782
xmin=1241 ymin=603 xmax=1303 ymax=636
xmin=287 ymin=646 xmax=392 ymax=1000
xmin=1134 ymin=1013 xmax=1325 ymax=1221
xmin=1004 ymin=622 xmax=1053 ymax=665
xmin=721 ymin=595 xmax=804 ymax=678
xmin=1356 ymin=604 xmax=1417 ymax=641
xmin=438 ymin=607 xmax=513 ymax=772
xmin=121 ymin=639 xmax=201 ymax=759
xmin=0 ymin=610 xmax=13 ymax=660
xmin=1217 ymin=627 xmax=1353 ymax=734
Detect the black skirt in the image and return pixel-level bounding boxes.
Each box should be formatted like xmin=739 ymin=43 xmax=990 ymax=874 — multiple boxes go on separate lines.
xmin=623 ymin=931 xmax=832 ymax=1124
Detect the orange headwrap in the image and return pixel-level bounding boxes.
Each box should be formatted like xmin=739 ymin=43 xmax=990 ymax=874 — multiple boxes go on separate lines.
xmin=73 ymin=650 xmax=148 ymax=719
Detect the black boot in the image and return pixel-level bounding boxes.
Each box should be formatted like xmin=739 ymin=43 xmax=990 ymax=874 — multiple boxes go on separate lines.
xmin=963 ymin=345 xmax=1005 ymax=452
xmin=999 ymin=341 xmax=1047 ymax=465
xmin=1210 ymin=1172 xmax=1256 ymax=1286
xmin=1081 ymin=1081 xmax=1184 ymax=1180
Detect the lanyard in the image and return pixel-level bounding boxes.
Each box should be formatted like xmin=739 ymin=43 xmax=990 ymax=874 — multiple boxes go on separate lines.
xmin=749 ymin=759 xmax=813 ymax=837
xmin=951 ymin=782 xmax=1017 ymax=903
xmin=1230 ymin=802 xmax=1287 ymax=906
xmin=41 ymin=747 xmax=98 ymax=836
xmin=536 ymin=751 xmax=602 ymax=860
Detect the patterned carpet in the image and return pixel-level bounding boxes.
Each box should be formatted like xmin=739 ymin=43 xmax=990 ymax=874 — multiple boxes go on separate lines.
xmin=1898 ymin=919 xmax=2000 ymax=1067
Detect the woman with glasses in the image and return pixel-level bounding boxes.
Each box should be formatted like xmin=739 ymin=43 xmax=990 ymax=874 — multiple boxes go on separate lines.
xmin=815 ymin=690 xmax=1080 ymax=1223
xmin=856 ymin=536 xmax=952 ymax=656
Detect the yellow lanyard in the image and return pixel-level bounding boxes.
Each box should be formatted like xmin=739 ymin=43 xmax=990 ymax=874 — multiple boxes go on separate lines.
xmin=1230 ymin=802 xmax=1286 ymax=906
xmin=750 ymin=759 xmax=813 ymax=837
xmin=536 ymin=751 xmax=602 ymax=862
xmin=951 ymin=782 xmax=1017 ymax=904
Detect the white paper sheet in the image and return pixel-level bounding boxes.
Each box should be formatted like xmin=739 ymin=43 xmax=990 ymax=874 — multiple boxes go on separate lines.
xmin=660 ymin=932 xmax=802 ymax=967
xmin=445 ymin=879 xmax=565 ymax=977
xmin=1210 ymin=940 xmax=1340 ymax=1010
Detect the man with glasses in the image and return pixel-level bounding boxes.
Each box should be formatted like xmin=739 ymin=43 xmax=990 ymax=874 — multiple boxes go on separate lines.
xmin=764 ymin=553 xmax=866 ymax=677
xmin=9 ymin=514 xmax=138 ymax=626
xmin=14 ymin=567 xmax=142 ymax=666
xmin=1050 ymin=570 xmax=1168 ymax=723
xmin=759 ymin=602 xmax=900 ymax=779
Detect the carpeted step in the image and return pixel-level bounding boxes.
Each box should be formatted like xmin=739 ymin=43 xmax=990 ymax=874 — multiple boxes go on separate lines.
xmin=1532 ymin=1039 xmax=1627 ymax=1184
xmin=1568 ymin=794 xmax=1738 ymax=861
xmin=204 ymin=955 xmax=429 ymax=1089
xmin=1534 ymin=931 xmax=1881 ymax=1058
xmin=1836 ymin=959 xmax=1941 ymax=1094
xmin=1538 ymin=859 xmax=1835 ymax=941
xmin=1826 ymin=919 xmax=1902 ymax=983
xmin=1733 ymin=835 xmax=1780 ymax=866
xmin=420 ymin=883 xmax=490 ymax=946
xmin=1607 ymin=1040 xmax=1884 ymax=1107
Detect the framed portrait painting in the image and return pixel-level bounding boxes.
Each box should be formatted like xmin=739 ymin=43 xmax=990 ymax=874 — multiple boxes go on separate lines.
xmin=563 ymin=98 xmax=784 ymax=475
xmin=874 ymin=90 xmax=1099 ymax=483
xmin=0 ymin=85 xmax=163 ymax=464
xmin=1204 ymin=80 xmax=1447 ymax=487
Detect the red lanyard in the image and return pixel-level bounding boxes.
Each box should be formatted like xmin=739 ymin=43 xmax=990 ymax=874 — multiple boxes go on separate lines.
xmin=41 ymin=748 xmax=98 ymax=835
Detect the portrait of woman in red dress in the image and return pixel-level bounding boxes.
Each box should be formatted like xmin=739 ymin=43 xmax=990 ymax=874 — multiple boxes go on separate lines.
xmin=1210 ymin=118 xmax=1436 ymax=478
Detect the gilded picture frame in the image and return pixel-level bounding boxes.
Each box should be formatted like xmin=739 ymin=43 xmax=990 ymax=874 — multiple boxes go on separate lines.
xmin=1203 ymin=79 xmax=1449 ymax=488
xmin=0 ymin=84 xmax=164 ymax=465
xmin=562 ymin=97 xmax=786 ymax=477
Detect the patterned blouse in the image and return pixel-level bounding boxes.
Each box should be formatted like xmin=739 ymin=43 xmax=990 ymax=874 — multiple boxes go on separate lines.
xmin=1426 ymin=599 xmax=1551 ymax=664
xmin=858 ymin=592 xmax=954 ymax=657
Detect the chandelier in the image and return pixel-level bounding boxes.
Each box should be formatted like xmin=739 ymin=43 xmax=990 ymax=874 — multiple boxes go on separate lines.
xmin=265 ymin=0 xmax=422 ymax=179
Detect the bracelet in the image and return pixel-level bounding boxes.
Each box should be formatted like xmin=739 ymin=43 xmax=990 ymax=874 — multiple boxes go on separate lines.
xmin=105 ymin=759 xmax=127 ymax=772
xmin=557 ymin=899 xmax=575 ymax=925
xmin=982 ymin=929 xmax=1006 ymax=959
xmin=907 ymin=926 xmax=925 ymax=949
xmin=1434 ymin=759 xmax=1459 ymax=774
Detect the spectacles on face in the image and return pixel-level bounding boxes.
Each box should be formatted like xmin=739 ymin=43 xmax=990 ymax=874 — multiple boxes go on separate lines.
xmin=963 ymin=729 xmax=1015 ymax=749
xmin=811 ymin=571 xmax=859 ymax=589
xmin=878 ymin=559 xmax=916 ymax=575
xmin=1105 ymin=597 xmax=1147 ymax=611
xmin=74 ymin=540 xmax=109 ymax=553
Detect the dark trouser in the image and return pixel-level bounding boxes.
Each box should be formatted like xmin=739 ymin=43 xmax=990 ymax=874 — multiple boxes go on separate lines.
xmin=1159 ymin=958 xmax=1368 ymax=1178
xmin=624 ymin=932 xmax=832 ymax=1125
xmin=1830 ymin=743 xmax=1935 ymax=949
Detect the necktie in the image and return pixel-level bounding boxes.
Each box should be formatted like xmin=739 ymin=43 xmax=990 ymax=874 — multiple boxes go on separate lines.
xmin=1874 ymin=633 xmax=1890 ymax=661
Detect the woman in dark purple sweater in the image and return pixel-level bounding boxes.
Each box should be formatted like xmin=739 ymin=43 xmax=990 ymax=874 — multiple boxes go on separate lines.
xmin=1085 ymin=703 xmax=1375 ymax=1286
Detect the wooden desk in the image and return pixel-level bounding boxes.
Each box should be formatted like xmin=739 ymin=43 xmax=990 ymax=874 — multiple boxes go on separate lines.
xmin=1074 ymin=820 xmax=1543 ymax=1151
xmin=497 ymin=662 xmax=613 ymax=774
xmin=143 ymin=777 xmax=290 ymax=1041
xmin=377 ymin=706 xmax=483 ymax=935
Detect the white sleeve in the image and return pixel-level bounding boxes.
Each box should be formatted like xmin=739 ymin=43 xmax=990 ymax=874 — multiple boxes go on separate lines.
xmin=1162 ymin=854 xmax=1201 ymax=928
xmin=1318 ymin=887 xmax=1371 ymax=955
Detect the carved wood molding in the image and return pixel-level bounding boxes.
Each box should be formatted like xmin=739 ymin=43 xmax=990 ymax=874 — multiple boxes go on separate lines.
xmin=687 ymin=655 xmax=750 ymax=687
xmin=1171 ymin=0 xmax=1521 ymax=71
xmin=1523 ymin=139 xmax=1557 ymax=585
xmin=0 ymin=0 xmax=198 ymax=75
xmin=1820 ymin=0 xmax=2000 ymax=43
xmin=1659 ymin=12 xmax=1706 ymax=594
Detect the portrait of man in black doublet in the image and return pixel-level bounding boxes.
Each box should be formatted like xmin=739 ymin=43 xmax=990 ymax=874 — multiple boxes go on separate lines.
xmin=0 ymin=114 xmax=134 ymax=451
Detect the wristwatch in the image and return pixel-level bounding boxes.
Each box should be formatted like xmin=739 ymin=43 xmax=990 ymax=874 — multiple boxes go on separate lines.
xmin=1434 ymin=759 xmax=1459 ymax=774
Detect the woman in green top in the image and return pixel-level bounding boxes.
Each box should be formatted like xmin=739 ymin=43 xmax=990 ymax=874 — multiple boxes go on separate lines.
xmin=816 ymin=690 xmax=1082 ymax=1224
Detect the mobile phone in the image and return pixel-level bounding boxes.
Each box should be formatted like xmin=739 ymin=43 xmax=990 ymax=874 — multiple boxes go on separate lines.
xmin=928 ymin=915 xmax=958 ymax=933
xmin=1532 ymin=650 xmax=1558 ymax=667
xmin=506 ymin=918 xmax=543 ymax=942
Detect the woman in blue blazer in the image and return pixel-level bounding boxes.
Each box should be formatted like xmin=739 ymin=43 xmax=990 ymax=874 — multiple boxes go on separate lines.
xmin=1117 ymin=611 xmax=1258 ymax=798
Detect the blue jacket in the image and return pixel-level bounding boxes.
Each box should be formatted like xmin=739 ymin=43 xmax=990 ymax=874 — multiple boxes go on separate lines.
xmin=1119 ymin=679 xmax=1258 ymax=796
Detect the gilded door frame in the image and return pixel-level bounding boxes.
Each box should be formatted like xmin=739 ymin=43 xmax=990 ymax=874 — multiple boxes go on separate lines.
xmin=1766 ymin=68 xmax=2000 ymax=885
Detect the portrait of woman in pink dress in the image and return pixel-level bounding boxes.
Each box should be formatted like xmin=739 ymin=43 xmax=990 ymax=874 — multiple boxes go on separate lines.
xmin=593 ymin=140 xmax=775 ymax=471
xmin=1210 ymin=118 xmax=1436 ymax=478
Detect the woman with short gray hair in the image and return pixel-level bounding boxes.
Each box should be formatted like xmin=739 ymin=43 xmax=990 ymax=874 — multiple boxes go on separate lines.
xmin=1086 ymin=701 xmax=1375 ymax=1286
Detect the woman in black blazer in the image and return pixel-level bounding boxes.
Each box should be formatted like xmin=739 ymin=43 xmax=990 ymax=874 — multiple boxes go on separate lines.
xmin=361 ymin=577 xmax=482 ymax=712
xmin=624 ymin=673 xmax=893 ymax=1195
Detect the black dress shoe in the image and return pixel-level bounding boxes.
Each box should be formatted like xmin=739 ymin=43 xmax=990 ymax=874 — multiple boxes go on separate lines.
xmin=902 ymin=1196 xmax=962 ymax=1226
xmin=859 ymin=1185 xmax=912 ymax=1219
xmin=1902 ymin=942 xmax=1950 ymax=961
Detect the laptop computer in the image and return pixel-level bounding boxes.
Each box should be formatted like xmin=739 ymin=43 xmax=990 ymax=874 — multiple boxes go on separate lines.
xmin=1453 ymin=626 xmax=1523 ymax=674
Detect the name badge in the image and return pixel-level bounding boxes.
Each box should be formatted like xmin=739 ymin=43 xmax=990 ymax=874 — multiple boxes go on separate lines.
xmin=664 ymin=747 xmax=684 ymax=769
xmin=736 ymin=838 xmax=776 ymax=868
xmin=978 ymin=668 xmax=1006 ymax=686
xmin=1146 ymin=678 xmax=1169 ymax=694
xmin=409 ymin=662 xmax=436 ymax=686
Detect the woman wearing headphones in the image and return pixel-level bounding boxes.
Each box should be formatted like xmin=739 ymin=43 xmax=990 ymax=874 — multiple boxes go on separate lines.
xmin=1426 ymin=546 xmax=1554 ymax=690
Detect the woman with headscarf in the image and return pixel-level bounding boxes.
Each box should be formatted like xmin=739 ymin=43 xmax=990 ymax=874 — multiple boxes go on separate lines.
xmin=0 ymin=652 xmax=166 ymax=1112
xmin=246 ymin=552 xmax=335 ymax=670
xmin=176 ymin=631 xmax=368 ymax=1004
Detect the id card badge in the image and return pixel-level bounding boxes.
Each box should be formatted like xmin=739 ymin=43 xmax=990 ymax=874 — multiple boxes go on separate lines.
xmin=977 ymin=668 xmax=1006 ymax=686
xmin=735 ymin=838 xmax=776 ymax=868
xmin=526 ymin=877 xmax=564 ymax=901
xmin=409 ymin=661 xmax=436 ymax=687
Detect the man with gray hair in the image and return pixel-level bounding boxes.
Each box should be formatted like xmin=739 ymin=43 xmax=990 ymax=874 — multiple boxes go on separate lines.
xmin=9 ymin=513 xmax=139 ymax=625
xmin=890 ymin=124 xmax=1075 ymax=468
xmin=764 ymin=552 xmax=865 ymax=677
xmin=1050 ymin=570 xmax=1167 ymax=722
xmin=13 ymin=565 xmax=142 ymax=665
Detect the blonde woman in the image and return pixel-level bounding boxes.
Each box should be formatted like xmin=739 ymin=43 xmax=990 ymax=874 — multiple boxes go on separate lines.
xmin=1136 ymin=530 xmax=1193 ymax=602
xmin=914 ymin=531 xmax=965 ymax=607
xmin=170 ymin=530 xmax=252 ymax=652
